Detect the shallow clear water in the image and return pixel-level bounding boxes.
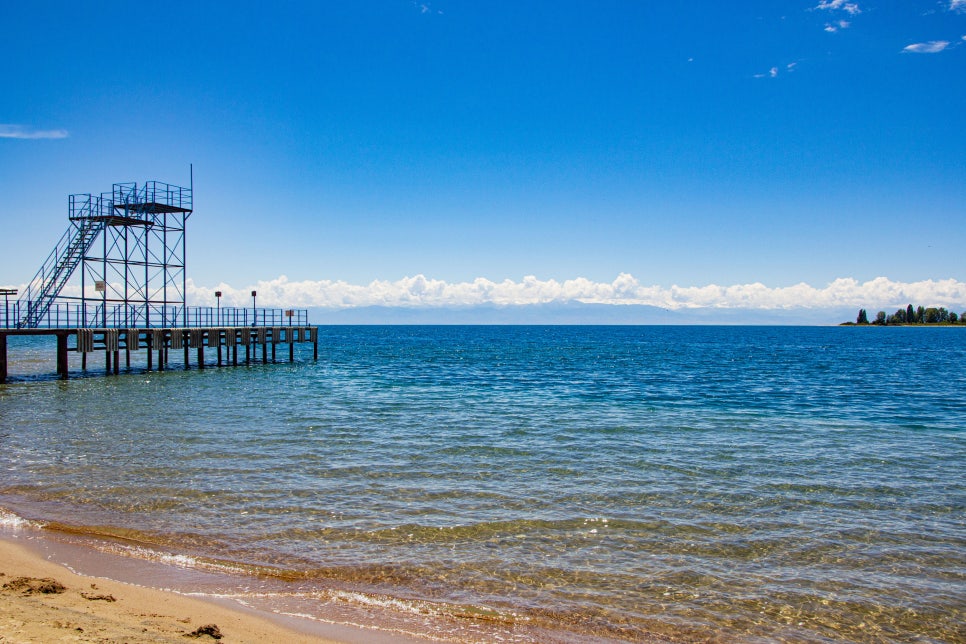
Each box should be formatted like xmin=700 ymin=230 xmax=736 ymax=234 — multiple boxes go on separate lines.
xmin=1 ymin=326 xmax=964 ymax=642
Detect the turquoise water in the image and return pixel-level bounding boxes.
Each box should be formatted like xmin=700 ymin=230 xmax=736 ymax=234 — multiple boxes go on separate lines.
xmin=1 ymin=326 xmax=964 ymax=642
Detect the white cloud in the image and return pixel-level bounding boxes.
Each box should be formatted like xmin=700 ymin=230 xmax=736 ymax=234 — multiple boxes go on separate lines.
xmin=183 ymin=275 xmax=966 ymax=311
xmin=824 ymin=18 xmax=851 ymax=33
xmin=0 ymin=124 xmax=69 ymax=140
xmin=902 ymin=40 xmax=951 ymax=53
xmin=816 ymin=0 xmax=861 ymax=15
xmin=754 ymin=66 xmax=779 ymax=78
xmin=951 ymin=0 xmax=966 ymax=13
xmin=413 ymin=2 xmax=442 ymax=15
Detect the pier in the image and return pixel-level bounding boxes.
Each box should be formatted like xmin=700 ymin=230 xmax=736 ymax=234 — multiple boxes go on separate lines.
xmin=0 ymin=325 xmax=317 ymax=383
xmin=1 ymin=174 xmax=317 ymax=383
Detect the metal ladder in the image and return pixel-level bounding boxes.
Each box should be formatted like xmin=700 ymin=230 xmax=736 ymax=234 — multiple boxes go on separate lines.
xmin=16 ymin=215 xmax=105 ymax=328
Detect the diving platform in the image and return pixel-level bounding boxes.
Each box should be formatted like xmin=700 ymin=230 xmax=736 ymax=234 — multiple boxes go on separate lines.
xmin=113 ymin=201 xmax=191 ymax=215
xmin=2 ymin=173 xmax=316 ymax=384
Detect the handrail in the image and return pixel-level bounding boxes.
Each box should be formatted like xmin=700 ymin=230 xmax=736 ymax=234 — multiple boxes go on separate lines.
xmin=1 ymin=302 xmax=310 ymax=329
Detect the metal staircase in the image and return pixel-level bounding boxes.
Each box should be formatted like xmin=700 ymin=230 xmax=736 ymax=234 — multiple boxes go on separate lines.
xmin=16 ymin=196 xmax=106 ymax=328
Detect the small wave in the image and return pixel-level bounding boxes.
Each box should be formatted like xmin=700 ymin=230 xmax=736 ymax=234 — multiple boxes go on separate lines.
xmin=328 ymin=589 xmax=517 ymax=623
xmin=0 ymin=507 xmax=44 ymax=530
xmin=86 ymin=540 xmax=258 ymax=577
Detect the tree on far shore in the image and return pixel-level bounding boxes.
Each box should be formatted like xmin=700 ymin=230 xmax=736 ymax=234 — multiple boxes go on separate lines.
xmin=848 ymin=304 xmax=966 ymax=325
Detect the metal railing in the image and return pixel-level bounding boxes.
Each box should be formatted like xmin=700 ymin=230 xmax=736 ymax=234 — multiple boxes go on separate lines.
xmin=0 ymin=301 xmax=309 ymax=329
xmin=112 ymin=181 xmax=192 ymax=214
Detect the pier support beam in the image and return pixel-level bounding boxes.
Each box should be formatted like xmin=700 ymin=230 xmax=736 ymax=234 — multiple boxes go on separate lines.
xmin=57 ymin=333 xmax=69 ymax=379
xmin=1 ymin=333 xmax=8 ymax=384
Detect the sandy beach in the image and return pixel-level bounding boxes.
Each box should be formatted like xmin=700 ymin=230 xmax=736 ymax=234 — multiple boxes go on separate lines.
xmin=0 ymin=537 xmax=346 ymax=644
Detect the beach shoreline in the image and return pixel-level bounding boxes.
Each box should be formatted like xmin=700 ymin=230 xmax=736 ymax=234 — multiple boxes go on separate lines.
xmin=0 ymin=518 xmax=623 ymax=644
xmin=0 ymin=529 xmax=422 ymax=644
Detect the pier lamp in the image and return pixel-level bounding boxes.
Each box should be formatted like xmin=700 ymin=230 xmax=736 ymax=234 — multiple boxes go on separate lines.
xmin=1 ymin=288 xmax=17 ymax=329
xmin=251 ymin=290 xmax=257 ymax=326
xmin=215 ymin=290 xmax=222 ymax=325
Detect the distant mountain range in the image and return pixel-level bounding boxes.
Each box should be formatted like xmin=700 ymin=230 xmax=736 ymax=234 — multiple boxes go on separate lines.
xmin=307 ymin=303 xmax=856 ymax=325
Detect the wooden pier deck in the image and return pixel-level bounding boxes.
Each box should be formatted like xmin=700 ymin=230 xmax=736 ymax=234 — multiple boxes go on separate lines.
xmin=0 ymin=326 xmax=318 ymax=383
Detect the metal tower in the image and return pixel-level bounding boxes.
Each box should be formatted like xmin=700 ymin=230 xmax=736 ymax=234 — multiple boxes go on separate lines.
xmin=15 ymin=177 xmax=193 ymax=328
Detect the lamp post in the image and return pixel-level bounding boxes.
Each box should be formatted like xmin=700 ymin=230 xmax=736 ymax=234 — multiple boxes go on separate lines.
xmin=1 ymin=288 xmax=17 ymax=329
xmin=251 ymin=290 xmax=257 ymax=326
xmin=215 ymin=291 xmax=222 ymax=326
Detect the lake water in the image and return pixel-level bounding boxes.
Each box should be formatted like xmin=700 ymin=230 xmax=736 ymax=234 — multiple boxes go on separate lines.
xmin=1 ymin=326 xmax=964 ymax=642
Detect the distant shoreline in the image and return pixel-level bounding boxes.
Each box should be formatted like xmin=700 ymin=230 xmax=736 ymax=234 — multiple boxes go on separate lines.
xmin=838 ymin=322 xmax=965 ymax=327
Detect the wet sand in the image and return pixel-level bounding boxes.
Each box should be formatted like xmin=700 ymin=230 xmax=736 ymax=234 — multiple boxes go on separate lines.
xmin=0 ymin=536 xmax=361 ymax=643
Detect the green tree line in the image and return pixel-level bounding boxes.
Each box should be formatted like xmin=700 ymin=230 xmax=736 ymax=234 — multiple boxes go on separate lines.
xmin=848 ymin=304 xmax=964 ymax=326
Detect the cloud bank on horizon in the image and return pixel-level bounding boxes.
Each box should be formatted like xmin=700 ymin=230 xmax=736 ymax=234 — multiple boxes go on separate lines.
xmin=182 ymin=275 xmax=966 ymax=312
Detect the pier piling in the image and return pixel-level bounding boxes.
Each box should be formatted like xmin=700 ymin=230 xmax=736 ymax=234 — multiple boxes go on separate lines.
xmin=56 ymin=333 xmax=68 ymax=379
xmin=0 ymin=335 xmax=6 ymax=383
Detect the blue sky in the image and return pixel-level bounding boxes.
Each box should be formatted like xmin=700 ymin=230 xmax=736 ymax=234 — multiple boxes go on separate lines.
xmin=2 ymin=1 xmax=964 ymax=318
